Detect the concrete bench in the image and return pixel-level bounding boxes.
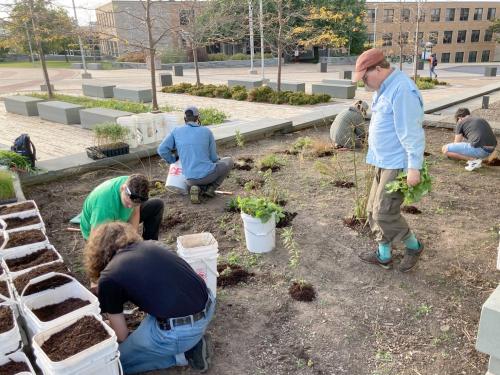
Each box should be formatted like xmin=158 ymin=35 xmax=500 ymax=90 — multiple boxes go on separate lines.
xmin=37 ymin=101 xmax=84 ymax=124
xmin=82 ymin=83 xmax=116 ymax=98
xmin=71 ymin=63 xmax=83 ymax=69
xmin=312 ymin=83 xmax=356 ymax=99
xmin=159 ymin=73 xmax=173 ymax=86
xmin=322 ymin=79 xmax=354 ymax=85
xmin=485 ymin=67 xmax=497 ymax=77
xmin=87 ymin=63 xmax=102 ymax=70
xmin=40 ymin=84 xmax=54 ymax=92
xmin=267 ymin=81 xmax=305 ymax=92
xmin=172 ymin=66 xmax=183 ymax=76
xmin=227 ymin=79 xmax=263 ymax=90
xmin=113 ymin=86 xmax=152 ymax=103
xmin=4 ymin=96 xmax=45 ymax=116
xmin=477 ymin=285 xmax=500 ymax=374
xmin=341 ymin=70 xmax=352 ymax=80
xmin=319 ymin=62 xmax=328 ymax=72
xmin=79 ymin=108 xmax=133 ymax=129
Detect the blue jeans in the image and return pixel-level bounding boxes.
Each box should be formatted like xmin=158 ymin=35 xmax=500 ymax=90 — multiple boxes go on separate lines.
xmin=119 ymin=292 xmax=216 ymax=374
xmin=445 ymin=142 xmax=492 ymax=159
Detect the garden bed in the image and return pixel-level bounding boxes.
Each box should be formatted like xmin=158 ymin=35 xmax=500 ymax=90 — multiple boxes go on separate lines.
xmin=25 ymin=125 xmax=500 ymax=375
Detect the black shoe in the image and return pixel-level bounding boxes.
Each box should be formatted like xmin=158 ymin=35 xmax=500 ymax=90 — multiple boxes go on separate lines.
xmin=185 ymin=335 xmax=212 ymax=372
xmin=399 ymin=242 xmax=424 ymax=273
xmin=358 ymin=251 xmax=392 ymax=270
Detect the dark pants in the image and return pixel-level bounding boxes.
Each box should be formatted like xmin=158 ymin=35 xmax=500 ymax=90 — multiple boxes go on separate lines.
xmin=186 ymin=157 xmax=234 ymax=190
xmin=140 ymin=198 xmax=164 ymax=240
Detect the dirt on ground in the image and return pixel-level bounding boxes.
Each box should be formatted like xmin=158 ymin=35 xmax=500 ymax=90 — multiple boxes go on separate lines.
xmin=25 ymin=125 xmax=500 ymax=375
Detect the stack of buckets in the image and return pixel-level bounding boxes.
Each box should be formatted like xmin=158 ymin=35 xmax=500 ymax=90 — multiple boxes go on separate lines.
xmin=177 ymin=233 xmax=219 ymax=297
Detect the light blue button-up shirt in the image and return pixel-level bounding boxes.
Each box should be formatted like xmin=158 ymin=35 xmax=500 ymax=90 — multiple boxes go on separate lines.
xmin=157 ymin=122 xmax=218 ymax=180
xmin=366 ymin=69 xmax=425 ymax=170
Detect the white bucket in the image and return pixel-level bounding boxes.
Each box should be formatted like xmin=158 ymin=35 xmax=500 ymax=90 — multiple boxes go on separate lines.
xmin=241 ymin=212 xmax=276 ymax=253
xmin=165 ymin=161 xmax=188 ymax=195
xmin=135 ymin=113 xmax=156 ymax=145
xmin=151 ymin=113 xmax=166 ymax=142
xmin=0 ymin=230 xmax=50 ymax=260
xmin=0 ymin=350 xmax=36 ymax=374
xmin=32 ymin=313 xmax=119 ymax=375
xmin=117 ymin=116 xmax=138 ymax=148
xmin=0 ymin=303 xmax=22 ymax=356
xmin=0 ymin=210 xmax=45 ymax=234
xmin=2 ymin=244 xmax=63 ymax=279
xmin=0 ymin=200 xmax=39 ymax=221
xmin=177 ymin=233 xmax=219 ymax=297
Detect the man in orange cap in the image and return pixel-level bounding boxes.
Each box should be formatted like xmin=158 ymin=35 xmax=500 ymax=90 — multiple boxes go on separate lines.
xmin=353 ymin=48 xmax=426 ymax=272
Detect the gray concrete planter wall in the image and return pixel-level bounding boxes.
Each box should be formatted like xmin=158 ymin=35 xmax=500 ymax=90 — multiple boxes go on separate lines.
xmin=37 ymin=101 xmax=83 ymax=124
xmin=112 ymin=58 xmax=279 ymax=70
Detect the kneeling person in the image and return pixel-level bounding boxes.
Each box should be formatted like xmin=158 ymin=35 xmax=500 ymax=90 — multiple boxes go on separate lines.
xmin=84 ymin=222 xmax=215 ymax=374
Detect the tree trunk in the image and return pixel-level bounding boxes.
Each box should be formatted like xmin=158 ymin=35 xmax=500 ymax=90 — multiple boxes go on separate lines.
xmin=193 ymin=46 xmax=201 ymax=86
xmin=276 ymin=1 xmax=283 ymax=92
xmin=145 ymin=0 xmax=158 ymax=111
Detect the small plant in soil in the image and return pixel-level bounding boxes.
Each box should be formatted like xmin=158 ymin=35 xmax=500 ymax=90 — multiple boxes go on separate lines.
xmin=305 ymin=139 xmax=335 ymax=158
xmin=261 ymin=169 xmax=288 ymax=205
xmin=290 ymin=137 xmax=313 ymax=154
xmin=0 ymin=305 xmax=14 ymax=333
xmin=244 ymin=179 xmax=262 ymax=192
xmin=2 ymin=215 xmax=41 ymax=230
xmin=289 ymin=280 xmax=316 ymax=302
xmin=225 ymin=197 xmax=239 ymax=213
xmin=235 ymin=130 xmax=245 ymax=147
xmin=148 ymin=180 xmax=167 ymax=197
xmin=0 ymin=359 xmax=30 ymax=374
xmin=0 ymin=170 xmax=16 ymax=203
xmin=32 ymin=298 xmax=91 ymax=322
xmin=0 ymin=150 xmax=34 ymax=172
xmin=5 ymin=247 xmax=59 ymax=272
xmin=281 ymin=227 xmax=300 ymax=269
xmin=237 ymin=196 xmax=284 ymax=223
xmin=276 ymin=211 xmax=297 ymax=228
xmin=0 ymin=201 xmax=35 ymax=215
xmin=401 ymin=205 xmax=422 ymax=214
xmin=314 ymin=155 xmax=352 ymax=188
xmin=13 ymin=262 xmax=71 ymax=296
xmin=258 ymin=154 xmax=285 ymax=172
xmin=41 ymin=315 xmax=110 ymax=361
xmin=3 ymin=229 xmax=46 ymax=249
xmin=217 ymin=263 xmax=254 ymax=287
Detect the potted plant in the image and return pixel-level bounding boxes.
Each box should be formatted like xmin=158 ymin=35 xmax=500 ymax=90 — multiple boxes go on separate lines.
xmin=0 ymin=151 xmax=34 ymax=173
xmin=86 ymin=122 xmax=130 ymax=160
xmin=237 ymin=196 xmax=284 ymax=254
xmin=0 ymin=170 xmax=17 ymax=205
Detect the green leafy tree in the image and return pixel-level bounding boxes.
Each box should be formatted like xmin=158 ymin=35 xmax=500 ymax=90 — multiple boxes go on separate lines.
xmin=488 ymin=18 xmax=500 ymax=42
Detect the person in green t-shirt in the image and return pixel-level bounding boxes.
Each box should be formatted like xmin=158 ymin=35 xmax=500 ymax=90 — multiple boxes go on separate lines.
xmin=80 ymin=174 xmax=164 ymax=241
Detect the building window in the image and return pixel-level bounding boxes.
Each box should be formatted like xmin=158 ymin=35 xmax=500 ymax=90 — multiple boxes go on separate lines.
xmin=418 ymin=32 xmax=424 ymax=44
xmin=445 ymin=8 xmax=455 ymax=21
xmin=482 ymin=50 xmax=490 ymax=62
xmin=429 ymin=31 xmax=438 ymax=45
xmin=471 ymin=30 xmax=480 ymax=43
xmin=457 ymin=30 xmax=467 ymax=43
xmin=367 ymin=9 xmax=376 ymax=23
xmin=474 ymin=8 xmax=483 ymax=20
xmin=487 ymin=8 xmax=496 ymax=20
xmin=418 ymin=11 xmax=425 ymax=22
xmin=431 ymin=8 xmax=441 ymax=22
xmin=468 ymin=51 xmax=477 ymax=63
xmin=441 ymin=53 xmax=450 ymax=63
xmin=455 ymin=52 xmax=464 ymax=63
xmin=485 ymin=29 xmax=493 ymax=42
xmin=180 ymin=9 xmax=194 ymax=25
xmin=401 ymin=8 xmax=410 ymax=22
xmin=383 ymin=9 xmax=394 ymax=23
xmin=459 ymin=8 xmax=469 ymax=21
xmin=399 ymin=32 xmax=409 ymax=44
xmin=382 ymin=33 xmax=392 ymax=46
xmin=443 ymin=31 xmax=453 ymax=44
xmin=367 ymin=34 xmax=375 ymax=45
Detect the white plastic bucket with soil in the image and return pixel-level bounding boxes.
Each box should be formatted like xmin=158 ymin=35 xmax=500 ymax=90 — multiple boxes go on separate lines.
xmin=0 ymin=350 xmax=36 ymax=374
xmin=32 ymin=313 xmax=120 ymax=375
xmin=0 ymin=303 xmax=22 ymax=356
xmin=165 ymin=161 xmax=188 ymax=195
xmin=0 ymin=200 xmax=39 ymax=221
xmin=0 ymin=229 xmax=49 ymax=258
xmin=240 ymin=212 xmax=276 ymax=253
xmin=2 ymin=244 xmax=63 ymax=279
xmin=0 ymin=210 xmax=45 ymax=234
xmin=177 ymin=233 xmax=219 ymax=297
xmin=20 ymin=273 xmax=100 ymax=338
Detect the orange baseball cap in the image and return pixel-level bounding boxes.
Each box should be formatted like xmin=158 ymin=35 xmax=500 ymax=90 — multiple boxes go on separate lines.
xmin=353 ymin=49 xmax=385 ymax=82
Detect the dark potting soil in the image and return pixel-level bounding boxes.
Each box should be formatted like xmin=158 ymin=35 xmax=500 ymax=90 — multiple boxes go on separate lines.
xmin=424 ymin=151 xmax=432 ymax=157
xmin=260 ymin=165 xmax=281 ymax=173
xmin=0 ymin=202 xmax=35 ymax=215
xmin=289 ymin=281 xmax=316 ymax=302
xmin=13 ymin=262 xmax=71 ymax=296
xmin=3 ymin=215 xmax=41 ymax=230
xmin=315 ymin=149 xmax=335 ymax=158
xmin=0 ymin=280 xmax=8 ymax=297
xmin=343 ymin=216 xmax=370 ymax=234
xmin=0 ymin=360 xmax=29 ymax=374
xmin=6 ymin=247 xmax=59 ymax=272
xmin=41 ymin=315 xmax=110 ymax=362
xmin=333 ymin=180 xmax=355 ymax=189
xmin=33 ymin=298 xmax=91 ymax=322
xmin=276 ymin=211 xmax=298 ymax=228
xmin=234 ymin=158 xmax=254 ymax=171
xmin=3 ymin=229 xmax=46 ymax=249
xmin=0 ymin=305 xmax=14 ymax=333
xmin=163 ymin=213 xmax=185 ymax=228
xmin=217 ymin=263 xmax=254 ymax=287
xmin=401 ymin=206 xmax=423 ymax=215
xmin=485 ymin=157 xmax=500 ymax=166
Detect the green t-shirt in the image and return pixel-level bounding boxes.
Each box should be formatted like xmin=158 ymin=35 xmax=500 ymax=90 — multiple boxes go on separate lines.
xmin=80 ymin=176 xmax=133 ymax=240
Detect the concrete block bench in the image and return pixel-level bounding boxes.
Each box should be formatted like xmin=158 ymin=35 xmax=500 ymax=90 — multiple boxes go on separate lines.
xmin=267 ymin=81 xmax=305 ymax=92
xmin=71 ymin=63 xmax=83 ymax=69
xmin=477 ymin=285 xmax=500 ymax=358
xmin=228 ymin=79 xmax=263 ymax=90
xmin=172 ymin=66 xmax=183 ymax=76
xmin=341 ymin=70 xmax=352 ymax=80
xmin=82 ymin=83 xmax=116 ymax=98
xmin=37 ymin=101 xmax=83 ymax=124
xmin=113 ymin=86 xmax=152 ymax=103
xmin=87 ymin=63 xmax=102 ymax=70
xmin=485 ymin=67 xmax=497 ymax=77
xmin=41 ymin=84 xmax=54 ymax=92
xmin=322 ymin=79 xmax=354 ymax=85
xmin=159 ymin=73 xmax=173 ymax=86
xmin=80 ymin=108 xmax=133 ymax=129
xmin=319 ymin=62 xmax=328 ymax=72
xmin=312 ymin=83 xmax=356 ymax=99
xmin=4 ymin=96 xmax=45 ymax=116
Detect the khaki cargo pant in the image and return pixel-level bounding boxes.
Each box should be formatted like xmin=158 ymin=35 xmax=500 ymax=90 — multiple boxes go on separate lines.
xmin=367 ymin=168 xmax=412 ymax=244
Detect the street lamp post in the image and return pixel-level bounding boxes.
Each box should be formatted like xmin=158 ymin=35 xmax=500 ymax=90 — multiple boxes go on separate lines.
xmin=259 ymin=0 xmax=266 ymax=81
xmin=71 ymin=0 xmax=91 ymax=79
xmin=248 ymin=0 xmax=257 ymax=74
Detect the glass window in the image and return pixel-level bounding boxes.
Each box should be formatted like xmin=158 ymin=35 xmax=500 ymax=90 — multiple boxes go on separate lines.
xmin=401 ymin=8 xmax=410 ymax=22
xmin=468 ymin=51 xmax=477 ymax=63
xmin=471 ymin=30 xmax=480 ymax=43
xmin=441 ymin=53 xmax=450 ymax=63
xmin=382 ymin=33 xmax=392 ymax=46
xmin=367 ymin=9 xmax=376 ymax=23
xmin=429 ymin=31 xmax=438 ymax=45
xmin=460 ymin=8 xmax=469 ymax=21
xmin=481 ymin=50 xmax=490 ymax=62
xmin=443 ymin=31 xmax=453 ymax=44
xmin=384 ymin=9 xmax=394 ymax=23
xmin=485 ymin=29 xmax=493 ymax=42
xmin=399 ymin=32 xmax=409 ymax=44
xmin=474 ymin=8 xmax=483 ymax=20
xmin=445 ymin=8 xmax=455 ymax=21
xmin=418 ymin=32 xmax=424 ymax=43
xmin=455 ymin=52 xmax=464 ymax=63
xmin=487 ymin=8 xmax=496 ymax=20
xmin=431 ymin=8 xmax=441 ymax=22
xmin=457 ymin=30 xmax=467 ymax=43
xmin=180 ymin=9 xmax=193 ymax=25
xmin=367 ymin=33 xmax=375 ymax=45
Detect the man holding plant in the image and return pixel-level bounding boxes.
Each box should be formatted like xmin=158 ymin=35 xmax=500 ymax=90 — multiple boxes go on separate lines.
xmin=353 ymin=48 xmax=425 ymax=272
xmin=158 ymin=106 xmax=233 ymax=204
xmin=80 ymin=174 xmax=164 ymax=241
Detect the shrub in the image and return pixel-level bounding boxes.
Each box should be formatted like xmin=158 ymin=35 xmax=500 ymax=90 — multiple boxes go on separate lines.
xmin=207 ymin=53 xmax=229 ymax=61
xmin=116 ymin=51 xmax=146 ymax=63
xmin=416 ymin=79 xmax=435 ymax=90
xmin=213 ymin=85 xmax=232 ymax=99
xmin=199 ymin=107 xmax=228 ymax=125
xmin=229 ymin=53 xmax=250 ymax=60
xmin=188 ymin=84 xmax=218 ymax=97
xmin=160 ymin=47 xmax=187 ymax=63
xmin=231 ymin=86 xmax=248 ymax=100
xmin=162 ymin=83 xmax=194 ymax=94
xmin=248 ymin=86 xmax=274 ymax=102
xmin=258 ymin=154 xmax=286 ymax=171
xmin=0 ymin=150 xmax=33 ymax=172
xmin=0 ymin=170 xmax=15 ymax=201
xmin=269 ymin=91 xmax=291 ymax=104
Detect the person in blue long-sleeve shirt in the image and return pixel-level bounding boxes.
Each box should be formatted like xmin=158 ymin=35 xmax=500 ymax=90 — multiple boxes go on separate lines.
xmin=157 ymin=106 xmax=233 ymax=204
xmin=352 ymin=48 xmax=425 ymax=273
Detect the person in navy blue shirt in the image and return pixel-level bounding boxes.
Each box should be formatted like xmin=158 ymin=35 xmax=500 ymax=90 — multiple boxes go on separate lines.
xmin=158 ymin=106 xmax=233 ymax=204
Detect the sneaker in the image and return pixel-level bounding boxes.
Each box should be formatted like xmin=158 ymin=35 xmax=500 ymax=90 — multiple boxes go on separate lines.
xmin=204 ymin=185 xmax=217 ymax=198
xmin=190 ymin=185 xmax=201 ymax=204
xmin=358 ymin=251 xmax=392 ymax=270
xmin=399 ymin=242 xmax=425 ymax=273
xmin=465 ymin=159 xmax=482 ymax=171
xmin=185 ymin=335 xmax=212 ymax=372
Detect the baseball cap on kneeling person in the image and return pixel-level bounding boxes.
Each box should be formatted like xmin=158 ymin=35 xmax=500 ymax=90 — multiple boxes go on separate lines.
xmin=184 ymin=106 xmax=200 ymax=117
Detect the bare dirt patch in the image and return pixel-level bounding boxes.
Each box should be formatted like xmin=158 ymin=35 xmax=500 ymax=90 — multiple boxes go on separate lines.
xmin=289 ymin=281 xmax=316 ymax=302
xmin=217 ymin=263 xmax=254 ymax=287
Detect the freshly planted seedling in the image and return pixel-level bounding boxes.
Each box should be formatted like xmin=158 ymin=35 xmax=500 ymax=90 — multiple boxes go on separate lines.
xmin=385 ymin=161 xmax=432 ymax=205
xmin=258 ymin=154 xmax=285 ymax=172
xmin=289 ymin=279 xmax=316 ymax=302
xmin=235 ymin=130 xmax=245 ymax=147
xmin=290 ymin=137 xmax=312 ymax=154
xmin=237 ymin=196 xmax=284 ymax=223
xmin=261 ymin=169 xmax=288 ymax=205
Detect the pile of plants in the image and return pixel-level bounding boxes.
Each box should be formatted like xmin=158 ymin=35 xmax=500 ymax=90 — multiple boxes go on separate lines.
xmin=87 ymin=122 xmax=130 ymax=160
xmin=162 ymin=83 xmax=331 ymax=106
xmin=0 ymin=150 xmax=34 ymax=172
xmin=237 ymin=196 xmax=284 ymax=224
xmin=385 ymin=160 xmax=432 ymax=205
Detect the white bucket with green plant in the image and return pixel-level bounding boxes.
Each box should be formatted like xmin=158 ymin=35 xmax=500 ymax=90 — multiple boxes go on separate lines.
xmin=237 ymin=196 xmax=284 ymax=253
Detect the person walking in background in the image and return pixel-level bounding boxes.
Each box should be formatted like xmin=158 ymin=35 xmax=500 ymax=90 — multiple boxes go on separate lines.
xmin=429 ymin=53 xmax=438 ymax=79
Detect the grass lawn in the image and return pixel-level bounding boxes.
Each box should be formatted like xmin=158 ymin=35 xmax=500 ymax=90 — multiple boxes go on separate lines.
xmin=0 ymin=61 xmax=114 ymax=69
